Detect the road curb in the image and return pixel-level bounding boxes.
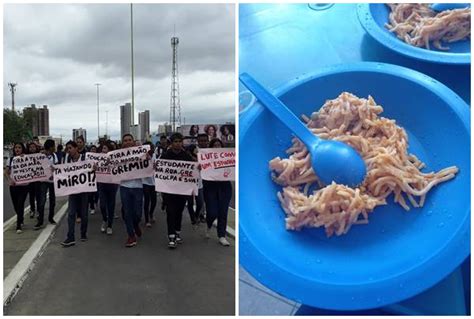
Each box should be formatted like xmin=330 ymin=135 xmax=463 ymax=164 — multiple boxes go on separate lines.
xmin=3 ymin=202 xmax=68 ymax=307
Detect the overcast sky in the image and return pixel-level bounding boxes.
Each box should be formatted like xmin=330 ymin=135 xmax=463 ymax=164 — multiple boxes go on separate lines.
xmin=3 ymin=3 xmax=235 ymax=141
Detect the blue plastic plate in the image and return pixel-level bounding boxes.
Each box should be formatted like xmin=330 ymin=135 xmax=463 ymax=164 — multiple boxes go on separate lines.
xmin=357 ymin=4 xmax=470 ymax=64
xmin=239 ymin=62 xmax=470 ymax=310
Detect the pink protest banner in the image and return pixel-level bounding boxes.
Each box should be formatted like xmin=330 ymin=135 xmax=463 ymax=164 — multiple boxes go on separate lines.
xmin=53 ymin=160 xmax=97 ymax=197
xmin=197 ymin=148 xmax=235 ymax=181
xmin=85 ymin=152 xmax=120 ymax=184
xmin=10 ymin=153 xmax=52 ymax=185
xmin=106 ymin=145 xmax=154 ymax=182
xmin=154 ymin=159 xmax=199 ymax=195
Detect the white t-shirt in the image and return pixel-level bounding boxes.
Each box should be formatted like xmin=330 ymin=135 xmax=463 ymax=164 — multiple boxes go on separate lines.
xmin=45 ymin=152 xmax=58 ymax=183
xmin=142 ymin=153 xmax=156 ymax=186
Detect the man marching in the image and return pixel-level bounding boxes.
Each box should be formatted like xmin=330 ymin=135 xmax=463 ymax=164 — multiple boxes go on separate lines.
xmin=160 ymin=133 xmax=196 ymax=249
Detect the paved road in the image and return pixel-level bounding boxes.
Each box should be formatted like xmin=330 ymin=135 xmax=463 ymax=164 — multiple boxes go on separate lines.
xmin=3 ymin=179 xmax=16 ymax=222
xmin=4 ymin=196 xmax=235 ymax=315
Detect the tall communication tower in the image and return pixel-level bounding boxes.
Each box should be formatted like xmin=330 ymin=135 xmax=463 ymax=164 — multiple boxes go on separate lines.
xmin=170 ymin=36 xmax=181 ymax=132
xmin=8 ymin=83 xmax=17 ymax=111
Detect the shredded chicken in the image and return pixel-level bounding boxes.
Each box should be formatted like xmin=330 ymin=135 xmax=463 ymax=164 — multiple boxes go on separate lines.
xmin=270 ymin=92 xmax=458 ymax=236
xmin=385 ymin=3 xmax=470 ymax=50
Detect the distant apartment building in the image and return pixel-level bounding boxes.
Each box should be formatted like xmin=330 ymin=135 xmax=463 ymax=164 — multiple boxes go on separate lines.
xmin=157 ymin=124 xmax=172 ymax=135
xmin=139 ymin=110 xmax=150 ymax=142
xmin=129 ymin=124 xmax=142 ymax=142
xmin=72 ymin=128 xmax=87 ymax=143
xmin=120 ymin=102 xmax=132 ymax=139
xmin=23 ymin=104 xmax=50 ymax=136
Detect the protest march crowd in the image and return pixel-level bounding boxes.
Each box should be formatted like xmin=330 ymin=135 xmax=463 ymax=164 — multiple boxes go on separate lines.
xmin=4 ymin=132 xmax=235 ymax=249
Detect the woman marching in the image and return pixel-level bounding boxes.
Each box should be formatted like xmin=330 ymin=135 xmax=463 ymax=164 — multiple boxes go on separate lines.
xmin=98 ymin=142 xmax=119 ymax=235
xmin=4 ymin=142 xmax=29 ymax=233
xmin=61 ymin=141 xmax=89 ymax=247
xmin=203 ymin=138 xmax=232 ymax=246
xmin=142 ymin=142 xmax=157 ymax=228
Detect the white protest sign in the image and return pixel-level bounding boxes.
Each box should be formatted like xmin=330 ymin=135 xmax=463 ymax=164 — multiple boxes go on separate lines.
xmin=154 ymin=159 xmax=199 ymax=195
xmin=197 ymin=148 xmax=235 ymax=181
xmin=85 ymin=152 xmax=120 ymax=184
xmin=53 ymin=160 xmax=97 ymax=197
xmin=107 ymin=145 xmax=154 ymax=182
xmin=10 ymin=153 xmax=52 ymax=185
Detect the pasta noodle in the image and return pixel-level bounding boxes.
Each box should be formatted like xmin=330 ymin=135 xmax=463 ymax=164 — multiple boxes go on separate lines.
xmin=385 ymin=3 xmax=470 ymax=50
xmin=269 ymin=92 xmax=458 ymax=237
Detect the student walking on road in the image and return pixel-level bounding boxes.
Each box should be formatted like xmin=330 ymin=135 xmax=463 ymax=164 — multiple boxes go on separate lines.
xmin=161 ymin=133 xmax=196 ymax=249
xmin=87 ymin=145 xmax=99 ymax=215
xmin=27 ymin=142 xmax=40 ymax=219
xmin=61 ymin=141 xmax=89 ymax=247
xmin=4 ymin=142 xmax=29 ymax=234
xmin=203 ymin=138 xmax=232 ymax=246
xmin=120 ymin=134 xmax=144 ymax=248
xmin=142 ymin=142 xmax=157 ymax=228
xmin=34 ymin=139 xmax=58 ymax=230
xmin=98 ymin=142 xmax=118 ymax=235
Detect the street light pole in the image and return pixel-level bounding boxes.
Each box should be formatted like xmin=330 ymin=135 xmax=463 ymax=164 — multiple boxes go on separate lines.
xmin=95 ymin=83 xmax=101 ymax=142
xmin=106 ymin=110 xmax=109 ymax=138
xmin=130 ymin=3 xmax=135 ymax=125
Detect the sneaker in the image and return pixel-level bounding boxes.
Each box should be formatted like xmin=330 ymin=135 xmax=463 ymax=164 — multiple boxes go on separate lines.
xmin=205 ymin=227 xmax=211 ymax=239
xmin=16 ymin=228 xmax=23 ymax=234
xmin=61 ymin=239 xmax=75 ymax=247
xmin=168 ymin=236 xmax=177 ymax=249
xmin=125 ymin=236 xmax=137 ymax=247
xmin=134 ymin=225 xmax=142 ymax=237
xmin=49 ymin=219 xmax=57 ymax=225
xmin=100 ymin=222 xmax=107 ymax=233
xmin=90 ymin=209 xmax=95 ymax=215
xmin=219 ymin=237 xmax=230 ymax=246
xmin=33 ymin=223 xmax=43 ymax=230
xmin=80 ymin=236 xmax=88 ymax=242
xmin=76 ymin=217 xmax=81 ymax=224
xmin=106 ymin=227 xmax=113 ymax=235
xmin=145 ymin=222 xmax=152 ymax=228
xmin=29 ymin=210 xmax=35 ymax=218
xmin=176 ymin=233 xmax=183 ymax=244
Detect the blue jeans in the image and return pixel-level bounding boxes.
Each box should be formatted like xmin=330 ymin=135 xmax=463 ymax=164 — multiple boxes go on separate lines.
xmin=98 ymin=183 xmax=118 ymax=228
xmin=67 ymin=193 xmax=89 ymax=240
xmin=120 ymin=186 xmax=143 ymax=237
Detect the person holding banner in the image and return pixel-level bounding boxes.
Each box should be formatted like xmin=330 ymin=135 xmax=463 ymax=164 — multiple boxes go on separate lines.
xmin=203 ymin=138 xmax=232 ymax=246
xmin=142 ymin=142 xmax=157 ymax=228
xmin=119 ymin=134 xmax=145 ymax=248
xmin=34 ymin=139 xmax=58 ymax=229
xmin=27 ymin=142 xmax=40 ymax=219
xmin=87 ymin=145 xmax=99 ymax=215
xmin=97 ymin=142 xmax=119 ymax=235
xmin=61 ymin=141 xmax=89 ymax=247
xmin=196 ymin=134 xmax=210 ymax=223
xmin=160 ymin=132 xmax=196 ymax=249
xmin=76 ymin=135 xmax=87 ymax=156
xmin=4 ymin=142 xmax=29 ymax=234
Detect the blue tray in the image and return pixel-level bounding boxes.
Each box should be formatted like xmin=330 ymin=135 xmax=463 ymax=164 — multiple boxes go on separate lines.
xmin=239 ymin=3 xmax=471 ymax=315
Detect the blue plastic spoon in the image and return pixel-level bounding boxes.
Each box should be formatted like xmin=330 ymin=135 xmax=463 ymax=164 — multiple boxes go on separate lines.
xmin=431 ymin=3 xmax=470 ymax=12
xmin=239 ymin=73 xmax=367 ymax=187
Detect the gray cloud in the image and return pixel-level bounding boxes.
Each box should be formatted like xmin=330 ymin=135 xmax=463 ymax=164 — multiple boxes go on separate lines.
xmin=3 ymin=3 xmax=235 ymax=141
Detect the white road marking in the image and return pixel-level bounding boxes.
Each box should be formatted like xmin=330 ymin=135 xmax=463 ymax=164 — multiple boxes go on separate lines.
xmin=3 ymin=202 xmax=68 ymax=306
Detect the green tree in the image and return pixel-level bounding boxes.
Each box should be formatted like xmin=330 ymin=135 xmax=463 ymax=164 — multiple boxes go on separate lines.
xmin=4 ymin=109 xmax=31 ymax=145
